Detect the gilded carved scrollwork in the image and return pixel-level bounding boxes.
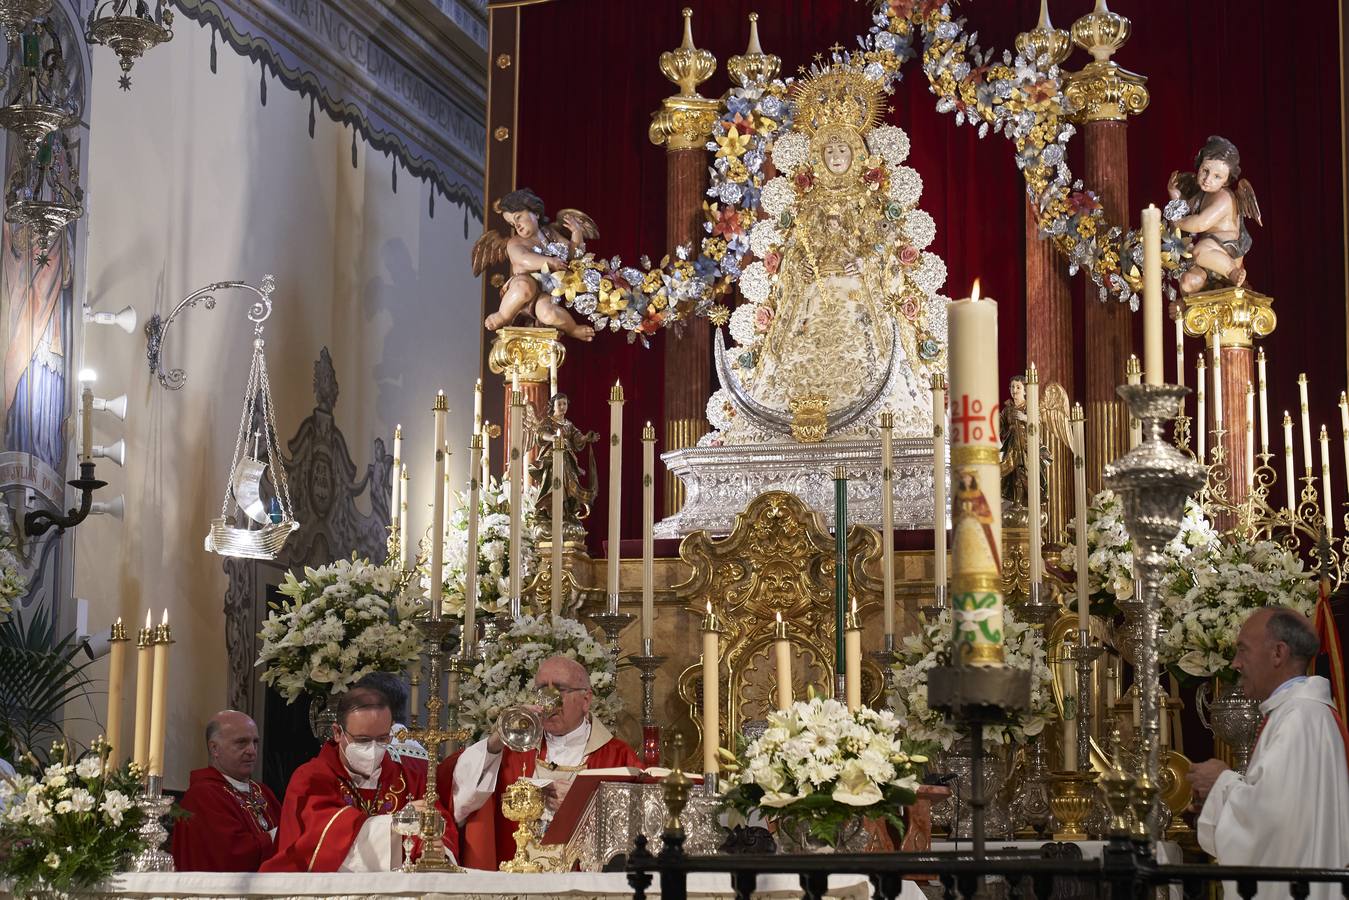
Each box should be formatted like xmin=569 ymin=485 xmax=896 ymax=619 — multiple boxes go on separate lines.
xmin=670 ymin=491 xmax=884 ymax=764
xmin=1181 ymin=286 xmax=1276 ymax=349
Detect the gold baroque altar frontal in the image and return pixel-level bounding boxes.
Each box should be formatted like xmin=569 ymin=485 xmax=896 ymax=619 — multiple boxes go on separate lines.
xmin=27 ymin=871 xmax=917 ymax=899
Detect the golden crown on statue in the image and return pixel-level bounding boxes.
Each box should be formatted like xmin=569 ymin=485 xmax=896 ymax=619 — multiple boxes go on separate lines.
xmin=790 ymin=51 xmax=887 ymax=137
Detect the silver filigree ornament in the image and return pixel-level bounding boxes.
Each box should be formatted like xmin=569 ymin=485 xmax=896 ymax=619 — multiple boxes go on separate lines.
xmin=85 ymin=0 xmax=173 ymax=90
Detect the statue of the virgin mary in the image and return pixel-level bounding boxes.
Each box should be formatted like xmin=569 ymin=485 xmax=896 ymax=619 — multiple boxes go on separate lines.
xmin=710 ymin=57 xmax=948 ymax=445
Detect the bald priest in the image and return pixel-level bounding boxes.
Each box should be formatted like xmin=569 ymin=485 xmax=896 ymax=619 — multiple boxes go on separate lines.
xmin=171 ymin=711 xmax=280 ymax=871
xmin=262 ymin=687 xmax=459 ymax=872
xmin=441 ymin=655 xmax=638 ymax=870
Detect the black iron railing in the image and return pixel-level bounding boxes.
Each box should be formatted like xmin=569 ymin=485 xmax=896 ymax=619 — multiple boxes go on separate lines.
xmin=627 ymin=831 xmax=1349 ymax=900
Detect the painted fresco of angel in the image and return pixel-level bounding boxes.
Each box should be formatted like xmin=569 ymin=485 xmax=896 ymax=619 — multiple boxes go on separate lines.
xmin=472 ymin=187 xmax=599 ymax=341
xmin=1166 ymin=135 xmax=1262 ymax=295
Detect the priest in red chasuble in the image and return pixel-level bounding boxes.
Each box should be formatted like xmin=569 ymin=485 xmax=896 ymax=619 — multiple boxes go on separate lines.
xmin=262 ymin=687 xmax=459 ymax=872
xmin=172 ymin=711 xmax=280 ymax=871
xmin=441 ymin=655 xmax=637 ymax=870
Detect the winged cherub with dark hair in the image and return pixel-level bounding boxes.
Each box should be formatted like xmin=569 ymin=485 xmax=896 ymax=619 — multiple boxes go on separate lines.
xmin=1166 ymin=136 xmax=1262 ymax=295
xmin=472 ymin=188 xmax=598 ymax=341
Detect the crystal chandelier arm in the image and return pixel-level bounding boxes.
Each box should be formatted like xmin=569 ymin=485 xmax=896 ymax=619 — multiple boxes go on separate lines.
xmin=143 ymin=275 xmax=275 ymax=390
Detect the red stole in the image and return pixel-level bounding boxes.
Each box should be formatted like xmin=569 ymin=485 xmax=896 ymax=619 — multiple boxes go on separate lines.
xmin=261 ymin=741 xmax=458 ymax=872
xmin=171 ymin=768 xmax=280 ymax=872
xmin=441 ymin=725 xmax=638 ymax=870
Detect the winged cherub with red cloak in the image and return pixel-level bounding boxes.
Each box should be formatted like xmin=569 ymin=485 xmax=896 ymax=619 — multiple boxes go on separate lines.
xmin=1166 ymin=135 xmax=1262 ymax=295
xmin=472 ymin=188 xmax=598 ymax=341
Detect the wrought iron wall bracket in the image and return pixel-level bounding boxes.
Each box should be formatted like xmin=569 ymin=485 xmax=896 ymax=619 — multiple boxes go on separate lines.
xmin=22 ymin=460 xmax=105 ymax=538
xmin=144 ymin=275 xmax=275 ymax=390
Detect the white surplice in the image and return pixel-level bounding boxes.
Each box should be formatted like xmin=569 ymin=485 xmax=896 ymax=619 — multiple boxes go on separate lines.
xmin=451 ymin=718 xmax=594 ymax=825
xmin=1197 ymin=676 xmax=1349 ymax=899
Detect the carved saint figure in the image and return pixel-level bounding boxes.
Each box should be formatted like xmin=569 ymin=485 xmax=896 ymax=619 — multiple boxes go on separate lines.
xmin=527 ymin=393 xmax=599 ymax=538
xmin=999 ymin=375 xmax=1050 ymax=509
xmin=472 ymin=188 xmax=599 ymax=341
xmin=1166 ymin=136 xmax=1261 ymax=295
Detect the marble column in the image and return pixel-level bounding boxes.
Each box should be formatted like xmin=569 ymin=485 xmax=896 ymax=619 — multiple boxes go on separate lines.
xmin=1183 ymin=287 xmax=1277 ymax=529
xmin=649 ymin=8 xmax=722 ymax=515
xmin=1066 ymin=1 xmax=1149 ymax=493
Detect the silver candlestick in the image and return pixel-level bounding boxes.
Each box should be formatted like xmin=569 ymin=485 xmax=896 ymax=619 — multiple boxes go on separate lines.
xmin=870 ymin=633 xmax=897 ymax=693
xmin=1105 ymin=383 xmax=1205 ymax=840
xmin=128 ymin=775 xmax=174 ymax=872
xmin=1018 ymin=580 xmax=1061 ymax=627
xmin=1065 ymin=638 xmax=1103 ymax=774
xmin=589 ymin=610 xmax=635 ymax=645
xmin=632 ymin=638 xmax=667 ymax=769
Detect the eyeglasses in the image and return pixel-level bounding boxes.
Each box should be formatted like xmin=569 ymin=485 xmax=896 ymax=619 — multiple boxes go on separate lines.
xmin=341 ymin=729 xmax=392 ymax=746
xmin=535 ymin=682 xmax=590 ymax=695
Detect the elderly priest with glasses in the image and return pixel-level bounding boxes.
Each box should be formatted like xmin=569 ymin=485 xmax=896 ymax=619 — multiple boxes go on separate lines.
xmin=441 ymin=655 xmax=638 ymax=870
xmin=262 ymin=687 xmax=459 ymax=872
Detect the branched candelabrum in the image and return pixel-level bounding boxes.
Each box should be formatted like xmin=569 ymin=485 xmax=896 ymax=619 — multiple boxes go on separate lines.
xmin=402 ymin=618 xmax=469 ymax=872
xmin=632 ymin=638 xmax=666 ymax=768
xmin=1105 ymin=384 xmax=1206 ymax=841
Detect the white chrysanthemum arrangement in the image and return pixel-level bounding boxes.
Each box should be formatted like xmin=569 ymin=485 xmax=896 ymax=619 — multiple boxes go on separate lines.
xmin=1159 ymin=536 xmax=1318 ymax=680
xmin=256 ymin=555 xmax=425 ymax=703
xmin=0 ymin=535 xmax=27 ymax=619
xmin=434 ymin=475 xmax=539 ymax=620
xmin=721 ymin=696 xmax=927 ymax=847
xmin=458 ymin=614 xmax=621 ymax=741
xmin=889 ymin=605 xmax=1056 ymax=751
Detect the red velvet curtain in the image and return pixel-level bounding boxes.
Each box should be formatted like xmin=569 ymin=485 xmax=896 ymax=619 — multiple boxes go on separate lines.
xmin=515 ymin=0 xmax=1345 ymax=551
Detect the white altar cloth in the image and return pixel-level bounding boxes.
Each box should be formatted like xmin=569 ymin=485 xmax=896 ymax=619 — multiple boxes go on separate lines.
xmin=2 ymin=870 xmax=927 ymax=900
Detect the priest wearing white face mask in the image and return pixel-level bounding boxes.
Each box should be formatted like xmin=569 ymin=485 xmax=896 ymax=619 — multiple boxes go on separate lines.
xmin=262 ymin=687 xmax=459 ymax=872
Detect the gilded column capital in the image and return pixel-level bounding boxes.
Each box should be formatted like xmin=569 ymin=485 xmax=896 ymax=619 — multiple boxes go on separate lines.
xmin=488 ymin=326 xmax=563 ymax=385
xmin=650 ymin=8 xmax=718 ymax=151
xmin=727 ymin=12 xmax=780 ymax=89
xmin=1064 ymin=0 xmax=1148 ymax=123
xmin=1014 ymin=0 xmax=1072 ymax=67
xmin=1182 ymin=286 xmax=1276 ymax=349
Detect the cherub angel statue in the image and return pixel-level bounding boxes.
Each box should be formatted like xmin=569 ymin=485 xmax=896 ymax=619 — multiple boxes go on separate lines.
xmin=472 ymin=188 xmax=599 ymax=341
xmin=1166 ymin=136 xmax=1261 ymax=295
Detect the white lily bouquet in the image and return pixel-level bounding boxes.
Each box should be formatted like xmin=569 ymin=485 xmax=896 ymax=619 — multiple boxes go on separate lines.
xmin=431 ymin=475 xmax=539 ymax=620
xmin=256 ymin=555 xmax=425 ymax=703
xmin=0 ymin=739 xmax=147 ymax=895
xmin=458 ymin=614 xmax=621 ymax=740
xmin=1159 ymin=536 xmax=1317 ymax=681
xmin=889 ymin=606 xmax=1056 ymax=751
xmin=1059 ymin=489 xmax=1217 ymax=616
xmin=720 ymin=697 xmax=927 ymax=849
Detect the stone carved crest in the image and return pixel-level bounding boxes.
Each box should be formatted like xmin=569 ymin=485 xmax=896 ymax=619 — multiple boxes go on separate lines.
xmin=672 ymin=491 xmax=885 ymax=764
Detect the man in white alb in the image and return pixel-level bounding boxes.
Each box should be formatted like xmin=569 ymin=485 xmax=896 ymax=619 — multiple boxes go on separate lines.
xmin=1188 ymin=606 xmax=1349 ymax=899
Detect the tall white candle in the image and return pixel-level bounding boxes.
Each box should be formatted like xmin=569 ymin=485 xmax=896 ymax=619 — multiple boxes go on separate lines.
xmin=1257 ymin=349 xmax=1270 ymax=455
xmin=508 ymin=392 xmax=525 ymax=616
xmin=429 ymin=392 xmax=448 ymax=620
xmin=132 ymin=610 xmax=153 ymax=771
xmin=442 ymin=440 xmax=453 ymax=543
xmin=551 ymin=441 xmax=564 ymax=624
xmin=946 ymin=284 xmax=1004 ymax=664
xmin=465 ymin=435 xmax=482 ymax=654
xmin=701 ymin=603 xmax=720 ymax=776
xmin=80 ymin=384 xmax=93 ymax=461
xmin=1321 ymin=425 xmax=1334 ymax=539
xmin=1245 ymin=388 xmax=1255 ymax=491
xmin=1284 ymin=413 xmax=1297 ymax=513
xmin=1126 ymin=355 xmax=1142 ymax=449
xmin=398 ymin=465 xmax=409 ymax=569
xmin=1174 ymin=307 xmax=1186 ymax=389
xmin=473 ymin=379 xmax=483 ymax=436
xmin=641 ymin=423 xmax=656 ymax=644
xmin=147 ymin=610 xmax=171 ymax=778
xmin=773 ymin=613 xmax=793 ymax=711
xmin=607 ymin=382 xmax=624 ymax=614
xmin=105 ymin=618 xmax=128 ymax=767
xmin=1071 ymin=407 xmax=1089 ymax=640
xmin=1299 ymin=374 xmax=1314 ymax=474
xmin=931 ymin=374 xmax=947 ymax=591
xmin=1141 ymin=205 xmax=1164 ymax=385
xmin=1197 ymin=357 xmax=1207 ymax=462
xmin=481 ymin=422 xmax=492 ymax=486
xmin=1026 ymin=365 xmax=1042 ymax=586
xmin=879 ymin=411 xmax=896 ymax=639
xmin=549 ymin=350 xmax=559 ymax=398
xmin=845 ymin=603 xmax=862 ymax=713
xmin=391 ymin=425 xmax=402 ymax=536
xmin=1211 ymin=329 xmax=1223 ymax=430
xmin=1341 ymin=393 xmax=1349 ymax=492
